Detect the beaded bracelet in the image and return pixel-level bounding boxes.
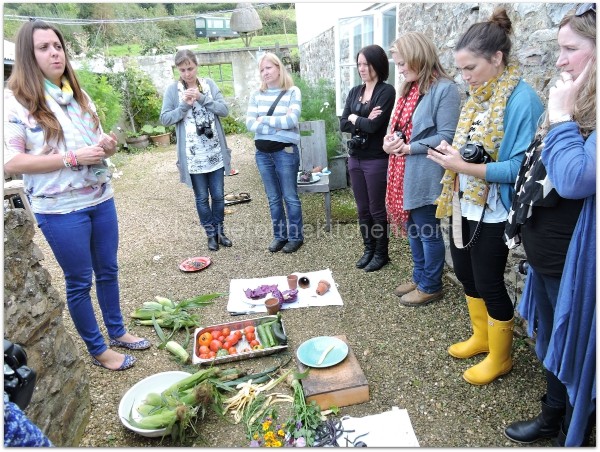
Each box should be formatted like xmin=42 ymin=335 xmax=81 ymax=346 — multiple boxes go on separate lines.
xmin=62 ymin=151 xmax=79 ymax=170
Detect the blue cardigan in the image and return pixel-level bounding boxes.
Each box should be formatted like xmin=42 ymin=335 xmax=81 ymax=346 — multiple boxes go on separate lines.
xmin=519 ymin=123 xmax=596 ymax=446
xmin=485 ymin=80 xmax=544 ymax=211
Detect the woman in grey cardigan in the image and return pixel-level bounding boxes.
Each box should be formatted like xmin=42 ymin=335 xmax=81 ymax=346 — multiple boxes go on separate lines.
xmin=160 ymin=49 xmax=232 ymax=251
xmin=382 ymin=32 xmax=461 ymax=307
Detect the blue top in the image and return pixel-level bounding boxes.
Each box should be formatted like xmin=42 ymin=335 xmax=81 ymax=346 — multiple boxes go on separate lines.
xmin=4 ymin=399 xmax=53 ymax=447
xmin=484 ymin=80 xmax=544 ymax=211
xmin=518 ymin=122 xmax=596 ymax=446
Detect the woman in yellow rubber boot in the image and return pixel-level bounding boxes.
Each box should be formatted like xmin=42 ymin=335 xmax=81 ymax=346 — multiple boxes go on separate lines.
xmin=427 ymin=8 xmax=544 ymax=385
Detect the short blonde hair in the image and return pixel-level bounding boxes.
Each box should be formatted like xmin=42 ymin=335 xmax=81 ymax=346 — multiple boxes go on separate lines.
xmin=258 ymin=52 xmax=294 ymax=91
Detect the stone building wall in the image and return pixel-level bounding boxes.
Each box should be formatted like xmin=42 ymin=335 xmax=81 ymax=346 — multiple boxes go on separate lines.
xmin=4 ymin=209 xmax=90 ymax=446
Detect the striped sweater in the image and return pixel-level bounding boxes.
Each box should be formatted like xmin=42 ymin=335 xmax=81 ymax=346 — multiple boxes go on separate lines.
xmin=245 ymin=86 xmax=301 ymax=145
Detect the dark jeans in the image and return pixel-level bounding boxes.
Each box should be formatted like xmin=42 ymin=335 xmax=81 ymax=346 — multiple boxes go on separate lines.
xmin=35 ymin=198 xmax=125 ymax=356
xmin=348 ymin=156 xmax=388 ymax=223
xmin=449 ymin=217 xmax=513 ymax=321
xmin=190 ymin=168 xmax=225 ymax=237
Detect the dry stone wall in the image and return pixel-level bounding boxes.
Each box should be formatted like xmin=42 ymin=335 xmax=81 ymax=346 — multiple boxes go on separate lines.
xmin=4 ymin=208 xmax=90 ymax=446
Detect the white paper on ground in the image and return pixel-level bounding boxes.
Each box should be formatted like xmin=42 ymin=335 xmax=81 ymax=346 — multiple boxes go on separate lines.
xmin=226 ymin=268 xmax=344 ymax=314
xmin=338 ymin=406 xmax=420 ymax=447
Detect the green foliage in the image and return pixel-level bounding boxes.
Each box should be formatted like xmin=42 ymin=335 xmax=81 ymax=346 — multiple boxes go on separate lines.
xmin=141 ymin=124 xmax=166 ymax=136
xmin=221 ymin=115 xmax=246 ymax=135
xmin=257 ymin=5 xmax=297 ymax=36
xmin=77 ymin=67 xmax=122 ymax=132
xmin=107 ymin=65 xmax=162 ymax=134
xmin=293 ymin=75 xmax=342 ymax=159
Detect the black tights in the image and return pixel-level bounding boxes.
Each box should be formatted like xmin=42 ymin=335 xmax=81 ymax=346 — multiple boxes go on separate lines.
xmin=449 ymin=217 xmax=513 ymax=321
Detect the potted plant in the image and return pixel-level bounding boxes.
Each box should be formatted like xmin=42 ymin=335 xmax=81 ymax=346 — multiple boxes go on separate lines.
xmin=124 ymin=129 xmax=150 ymax=149
xmin=142 ymin=124 xmax=172 ymax=147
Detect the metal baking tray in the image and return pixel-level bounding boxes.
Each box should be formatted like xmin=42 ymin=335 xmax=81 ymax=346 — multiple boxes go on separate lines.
xmin=192 ymin=315 xmax=287 ymax=365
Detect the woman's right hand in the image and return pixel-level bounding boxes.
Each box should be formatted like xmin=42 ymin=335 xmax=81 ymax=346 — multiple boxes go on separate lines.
xmin=74 ymin=145 xmax=107 ymax=165
xmin=383 ymin=133 xmax=404 ymax=155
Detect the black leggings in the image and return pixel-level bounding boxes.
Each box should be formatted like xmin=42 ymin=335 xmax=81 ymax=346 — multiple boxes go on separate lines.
xmin=449 ymin=217 xmax=513 ymax=321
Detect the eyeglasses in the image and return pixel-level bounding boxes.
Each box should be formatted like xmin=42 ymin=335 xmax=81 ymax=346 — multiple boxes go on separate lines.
xmin=575 ymin=3 xmax=596 ymax=16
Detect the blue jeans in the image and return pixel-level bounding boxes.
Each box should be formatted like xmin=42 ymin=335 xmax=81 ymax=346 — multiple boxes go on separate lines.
xmin=255 ymin=147 xmax=304 ymax=241
xmin=406 ymin=204 xmax=445 ymax=294
xmin=35 ymin=198 xmax=125 ymax=356
xmin=190 ymin=168 xmax=225 ymax=237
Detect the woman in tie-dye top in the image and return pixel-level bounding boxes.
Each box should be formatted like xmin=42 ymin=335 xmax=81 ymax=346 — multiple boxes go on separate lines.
xmin=4 ymin=20 xmax=150 ymax=371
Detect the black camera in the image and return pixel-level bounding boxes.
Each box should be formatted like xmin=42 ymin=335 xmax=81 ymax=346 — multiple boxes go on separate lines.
xmin=459 ymin=143 xmax=493 ymax=164
xmin=196 ymin=122 xmax=214 ymax=139
xmin=395 ymin=130 xmax=407 ymax=142
xmin=517 ymin=259 xmax=530 ymax=275
xmin=348 ymin=132 xmax=368 ymax=151
xmin=4 ymin=339 xmax=36 ymax=410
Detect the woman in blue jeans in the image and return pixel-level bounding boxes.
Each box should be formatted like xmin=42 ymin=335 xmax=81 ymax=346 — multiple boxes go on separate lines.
xmin=382 ymin=32 xmax=461 ymax=306
xmin=4 ymin=20 xmax=149 ymax=371
xmin=160 ymin=49 xmax=232 ymax=252
xmin=246 ymin=52 xmax=304 ymax=253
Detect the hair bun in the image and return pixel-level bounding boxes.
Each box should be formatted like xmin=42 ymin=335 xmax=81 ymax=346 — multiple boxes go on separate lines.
xmin=489 ymin=7 xmax=513 ymax=34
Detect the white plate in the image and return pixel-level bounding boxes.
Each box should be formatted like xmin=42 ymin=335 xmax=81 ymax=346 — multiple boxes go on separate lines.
xmin=118 ymin=371 xmax=191 ymax=437
xmin=296 ymin=336 xmax=349 ymax=368
xmin=297 ymin=172 xmax=321 ymax=185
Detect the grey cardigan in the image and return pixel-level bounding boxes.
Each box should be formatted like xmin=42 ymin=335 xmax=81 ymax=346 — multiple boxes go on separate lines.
xmin=159 ymin=78 xmax=231 ymax=188
xmin=403 ymin=78 xmax=461 ymax=210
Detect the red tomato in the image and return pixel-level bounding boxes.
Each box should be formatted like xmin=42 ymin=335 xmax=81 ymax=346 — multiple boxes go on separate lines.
xmin=208 ymin=350 xmax=216 ymax=358
xmin=199 ymin=345 xmax=210 ymax=355
xmin=223 ymin=341 xmax=232 ymax=350
xmin=228 ymin=347 xmax=237 ymax=355
xmin=199 ymin=353 xmax=209 ymax=359
xmin=217 ymin=335 xmax=226 ymax=343
xmin=233 ymin=330 xmax=243 ymax=340
xmin=244 ymin=325 xmax=255 ymax=334
xmin=209 ymin=340 xmax=223 ymax=352
xmin=246 ymin=332 xmax=255 ymax=342
xmin=250 ymin=339 xmax=259 ymax=347
xmin=212 ymin=329 xmax=222 ymax=338
xmin=221 ymin=327 xmax=231 ymax=337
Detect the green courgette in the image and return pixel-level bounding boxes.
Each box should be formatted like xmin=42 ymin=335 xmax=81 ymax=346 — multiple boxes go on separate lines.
xmin=256 ymin=324 xmax=270 ymax=348
xmin=270 ymin=321 xmax=287 ymax=345
xmin=263 ymin=322 xmax=276 ymax=346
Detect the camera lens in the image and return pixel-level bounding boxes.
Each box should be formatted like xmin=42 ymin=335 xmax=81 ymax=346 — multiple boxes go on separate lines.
xmin=204 ymin=128 xmax=214 ymax=139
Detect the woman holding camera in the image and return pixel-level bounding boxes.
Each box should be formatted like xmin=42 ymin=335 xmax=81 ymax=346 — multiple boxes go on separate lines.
xmin=160 ymin=49 xmax=232 ymax=252
xmin=4 ymin=20 xmax=149 ymax=371
xmin=503 ymin=4 xmax=596 ymax=446
xmin=245 ymin=52 xmax=304 ymax=254
xmin=382 ymin=32 xmax=461 ymax=306
xmin=340 ymin=45 xmax=396 ymax=272
xmin=427 ymin=8 xmax=544 ymax=385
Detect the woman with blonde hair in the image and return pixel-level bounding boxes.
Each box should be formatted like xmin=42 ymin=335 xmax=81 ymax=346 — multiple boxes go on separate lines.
xmin=4 ymin=20 xmax=150 ymax=371
xmin=383 ymin=32 xmax=461 ymax=306
xmin=503 ymin=4 xmax=596 ymax=446
xmin=427 ymin=8 xmax=544 ymax=385
xmin=245 ymin=52 xmax=304 ymax=253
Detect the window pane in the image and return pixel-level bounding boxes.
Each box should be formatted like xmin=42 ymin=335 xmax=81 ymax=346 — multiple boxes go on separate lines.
xmin=382 ymin=8 xmax=396 ymax=50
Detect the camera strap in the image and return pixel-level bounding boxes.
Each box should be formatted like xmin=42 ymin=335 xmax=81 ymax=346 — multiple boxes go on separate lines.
xmin=451 ymin=186 xmax=487 ymax=250
xmin=266 ymin=90 xmax=287 ymax=116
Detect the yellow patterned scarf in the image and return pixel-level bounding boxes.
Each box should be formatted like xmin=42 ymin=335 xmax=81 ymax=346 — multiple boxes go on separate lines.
xmin=434 ymin=63 xmax=521 ymax=218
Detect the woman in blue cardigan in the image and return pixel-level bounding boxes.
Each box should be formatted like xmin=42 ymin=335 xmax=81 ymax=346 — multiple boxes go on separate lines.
xmin=382 ymin=32 xmax=461 ymax=307
xmin=427 ymin=8 xmax=544 ymax=386
xmin=503 ymin=4 xmax=596 ymax=446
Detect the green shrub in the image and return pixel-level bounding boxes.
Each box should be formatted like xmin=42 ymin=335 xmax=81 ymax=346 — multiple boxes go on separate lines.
xmin=293 ymin=75 xmax=341 ymax=159
xmin=221 ymin=115 xmax=246 ymax=135
xmin=77 ymin=67 xmax=122 ymax=132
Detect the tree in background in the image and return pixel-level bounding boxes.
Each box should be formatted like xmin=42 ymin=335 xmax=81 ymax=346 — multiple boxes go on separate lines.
xmin=78 ymin=66 xmax=123 ymax=132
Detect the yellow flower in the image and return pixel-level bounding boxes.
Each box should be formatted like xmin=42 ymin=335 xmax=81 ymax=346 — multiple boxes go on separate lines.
xmin=253 ymin=433 xmax=259 ymax=440
xmin=274 ymin=440 xmax=282 ymax=447
xmin=262 ymin=420 xmax=272 ymax=431
xmin=277 ymin=429 xmax=285 ymax=437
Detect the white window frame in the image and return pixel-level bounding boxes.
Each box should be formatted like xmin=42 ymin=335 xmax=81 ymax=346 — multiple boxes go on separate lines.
xmin=334 ymin=4 xmax=397 ymax=115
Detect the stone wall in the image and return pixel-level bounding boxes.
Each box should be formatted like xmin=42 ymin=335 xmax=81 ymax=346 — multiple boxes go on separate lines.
xmin=4 ymin=208 xmax=90 ymax=446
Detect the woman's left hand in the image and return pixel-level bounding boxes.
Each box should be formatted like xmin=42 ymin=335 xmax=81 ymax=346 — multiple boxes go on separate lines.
xmin=548 ymin=60 xmax=594 ymax=122
xmin=426 ymin=140 xmax=464 ymax=172
xmin=368 ymin=106 xmax=382 ymax=120
xmin=98 ymin=132 xmax=118 ymax=157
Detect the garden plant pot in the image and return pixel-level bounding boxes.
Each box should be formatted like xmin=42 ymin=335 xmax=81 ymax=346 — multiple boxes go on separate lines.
xmin=125 ymin=135 xmax=150 ymax=149
xmin=150 ymin=133 xmax=171 ymax=147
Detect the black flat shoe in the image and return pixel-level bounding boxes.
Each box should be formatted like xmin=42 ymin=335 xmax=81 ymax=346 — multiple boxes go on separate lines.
xmin=268 ymin=239 xmax=287 ymax=252
xmin=282 ymin=240 xmax=303 ymax=253
xmin=208 ymin=236 xmax=219 ymax=251
xmin=218 ymin=233 xmax=232 ymax=247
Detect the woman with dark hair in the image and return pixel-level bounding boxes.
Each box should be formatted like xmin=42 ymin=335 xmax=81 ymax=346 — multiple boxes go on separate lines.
xmin=503 ymin=4 xmax=596 ymax=446
xmin=340 ymin=44 xmax=396 ymax=272
xmin=383 ymin=32 xmax=461 ymax=306
xmin=4 ymin=20 xmax=150 ymax=371
xmin=427 ymin=8 xmax=544 ymax=385
xmin=160 ymin=49 xmax=232 ymax=252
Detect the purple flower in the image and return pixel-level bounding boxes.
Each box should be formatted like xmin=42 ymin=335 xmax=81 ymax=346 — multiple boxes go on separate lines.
xmin=249 ymin=440 xmax=261 ymax=447
xmin=295 ymin=437 xmax=306 ymax=447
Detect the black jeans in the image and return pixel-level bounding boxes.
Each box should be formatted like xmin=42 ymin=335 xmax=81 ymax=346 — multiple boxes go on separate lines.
xmin=449 ymin=217 xmax=513 ymax=321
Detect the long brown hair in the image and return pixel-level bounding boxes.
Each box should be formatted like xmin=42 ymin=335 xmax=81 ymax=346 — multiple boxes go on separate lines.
xmin=7 ymin=20 xmax=99 ymax=146
xmin=390 ymin=32 xmax=453 ymax=98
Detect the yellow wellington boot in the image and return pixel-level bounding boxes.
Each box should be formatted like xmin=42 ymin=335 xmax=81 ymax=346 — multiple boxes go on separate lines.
xmin=448 ymin=296 xmax=489 ymax=358
xmin=463 ymin=316 xmax=514 ymax=386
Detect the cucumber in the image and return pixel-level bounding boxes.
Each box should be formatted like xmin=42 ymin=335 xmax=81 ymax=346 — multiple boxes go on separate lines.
xmin=263 ymin=322 xmax=276 ymax=346
xmin=270 ymin=321 xmax=287 ymax=345
xmin=256 ymin=324 xmax=271 ymax=348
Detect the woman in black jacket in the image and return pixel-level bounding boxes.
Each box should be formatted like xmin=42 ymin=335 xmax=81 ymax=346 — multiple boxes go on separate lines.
xmin=340 ymin=44 xmax=396 ymax=272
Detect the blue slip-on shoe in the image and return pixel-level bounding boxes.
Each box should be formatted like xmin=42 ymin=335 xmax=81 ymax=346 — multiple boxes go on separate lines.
xmin=91 ymin=354 xmax=136 ymax=371
xmin=109 ymin=338 xmax=151 ymax=350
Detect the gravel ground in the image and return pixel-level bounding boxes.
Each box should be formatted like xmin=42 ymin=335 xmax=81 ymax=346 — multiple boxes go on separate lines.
xmin=35 ymin=134 xmax=563 ymax=447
